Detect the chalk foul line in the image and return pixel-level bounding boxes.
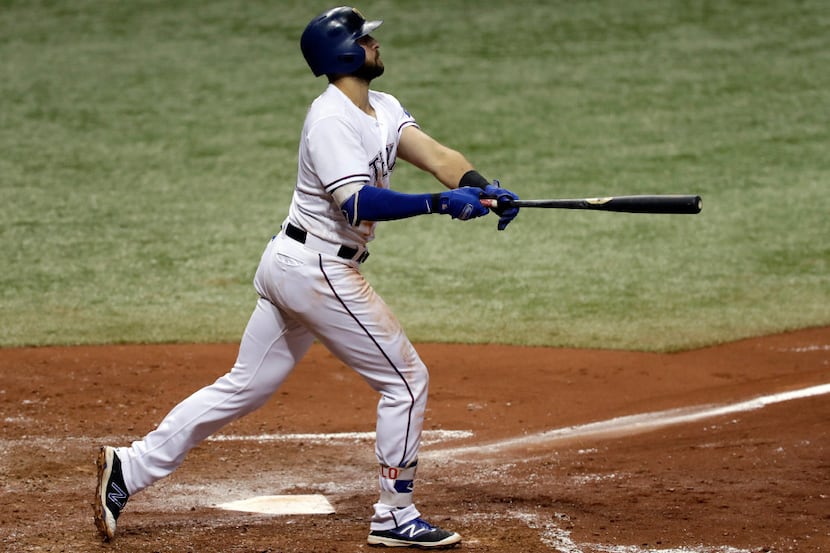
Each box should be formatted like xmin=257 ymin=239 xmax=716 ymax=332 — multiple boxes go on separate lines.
xmin=425 ymin=382 xmax=830 ymax=459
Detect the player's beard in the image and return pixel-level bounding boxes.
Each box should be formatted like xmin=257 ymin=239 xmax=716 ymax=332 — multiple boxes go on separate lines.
xmin=352 ymin=58 xmax=384 ymax=83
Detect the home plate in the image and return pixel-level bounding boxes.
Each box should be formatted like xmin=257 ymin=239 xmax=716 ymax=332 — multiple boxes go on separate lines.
xmin=217 ymin=494 xmax=335 ymax=515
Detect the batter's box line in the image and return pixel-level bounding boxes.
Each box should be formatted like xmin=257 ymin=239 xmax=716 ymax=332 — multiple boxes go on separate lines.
xmin=205 ymin=429 xmax=474 ymax=446
xmin=0 ymin=429 xmax=474 ymax=450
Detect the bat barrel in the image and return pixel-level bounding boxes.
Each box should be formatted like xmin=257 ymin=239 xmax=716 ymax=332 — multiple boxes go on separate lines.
xmin=598 ymin=195 xmax=702 ymax=214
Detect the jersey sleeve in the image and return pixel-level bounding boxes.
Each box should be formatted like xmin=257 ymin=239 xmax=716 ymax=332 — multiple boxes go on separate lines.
xmin=306 ymin=115 xmax=371 ymax=195
xmin=396 ymin=102 xmax=419 ymax=136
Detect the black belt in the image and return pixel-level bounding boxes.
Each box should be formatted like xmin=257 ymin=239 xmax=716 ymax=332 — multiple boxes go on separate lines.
xmin=284 ymin=222 xmax=369 ymax=263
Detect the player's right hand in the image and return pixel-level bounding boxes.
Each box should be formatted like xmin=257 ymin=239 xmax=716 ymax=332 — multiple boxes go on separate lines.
xmin=481 ymin=181 xmax=520 ymax=231
xmin=435 ymin=187 xmax=490 ymax=220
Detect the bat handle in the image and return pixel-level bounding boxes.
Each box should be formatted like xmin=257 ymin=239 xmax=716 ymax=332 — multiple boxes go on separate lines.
xmin=480 ymin=198 xmax=508 ymax=209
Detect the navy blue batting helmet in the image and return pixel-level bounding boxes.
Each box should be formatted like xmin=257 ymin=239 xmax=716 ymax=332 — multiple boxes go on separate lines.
xmin=301 ymin=6 xmax=383 ymax=77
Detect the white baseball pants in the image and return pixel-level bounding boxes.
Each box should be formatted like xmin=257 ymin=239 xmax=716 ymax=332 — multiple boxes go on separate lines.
xmin=117 ymin=232 xmax=429 ymax=529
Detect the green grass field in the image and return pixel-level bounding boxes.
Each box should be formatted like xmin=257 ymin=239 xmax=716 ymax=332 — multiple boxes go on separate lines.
xmin=1 ymin=1 xmax=828 ymax=350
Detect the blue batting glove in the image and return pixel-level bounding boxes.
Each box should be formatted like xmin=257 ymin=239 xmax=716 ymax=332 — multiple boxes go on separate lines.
xmin=435 ymin=187 xmax=490 ymax=220
xmin=482 ymin=181 xmax=520 ymax=230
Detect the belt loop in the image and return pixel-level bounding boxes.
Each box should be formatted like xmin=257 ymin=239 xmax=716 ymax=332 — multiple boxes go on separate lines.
xmin=283 ymin=222 xmax=368 ymax=264
xmin=284 ymin=222 xmax=307 ymax=243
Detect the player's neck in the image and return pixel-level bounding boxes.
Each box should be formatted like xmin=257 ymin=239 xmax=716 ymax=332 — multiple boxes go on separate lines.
xmin=333 ymin=77 xmax=375 ymax=117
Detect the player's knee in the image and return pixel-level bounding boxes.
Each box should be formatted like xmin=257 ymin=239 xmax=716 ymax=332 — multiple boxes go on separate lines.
xmin=406 ymin=363 xmax=430 ymax=400
xmin=214 ymin=369 xmax=282 ymax=411
xmin=382 ymin=362 xmax=428 ymax=402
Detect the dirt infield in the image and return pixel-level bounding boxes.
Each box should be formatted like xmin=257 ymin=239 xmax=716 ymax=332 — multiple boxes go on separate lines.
xmin=1 ymin=327 xmax=829 ymax=552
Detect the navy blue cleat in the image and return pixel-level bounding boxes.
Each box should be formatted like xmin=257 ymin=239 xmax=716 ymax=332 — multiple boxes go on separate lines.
xmin=368 ymin=517 xmax=461 ymax=548
xmin=93 ymin=446 xmax=129 ymax=541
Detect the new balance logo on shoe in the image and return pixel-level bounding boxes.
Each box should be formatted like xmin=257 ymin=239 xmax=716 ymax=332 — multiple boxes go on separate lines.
xmin=398 ymin=522 xmax=430 ymax=539
xmin=107 ymin=483 xmax=128 ymax=508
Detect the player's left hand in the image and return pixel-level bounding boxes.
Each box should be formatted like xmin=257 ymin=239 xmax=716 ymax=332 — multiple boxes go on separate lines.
xmin=436 ymin=187 xmax=491 ymax=220
xmin=482 ymin=181 xmax=520 ymax=231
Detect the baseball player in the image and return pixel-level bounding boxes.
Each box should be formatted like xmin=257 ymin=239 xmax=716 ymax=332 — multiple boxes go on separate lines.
xmin=94 ymin=6 xmax=519 ymax=549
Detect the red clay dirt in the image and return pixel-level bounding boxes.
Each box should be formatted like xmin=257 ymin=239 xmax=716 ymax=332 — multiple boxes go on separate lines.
xmin=1 ymin=327 xmax=828 ymax=552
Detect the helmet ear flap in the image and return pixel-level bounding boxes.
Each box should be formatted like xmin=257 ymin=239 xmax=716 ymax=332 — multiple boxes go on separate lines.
xmin=337 ymin=51 xmax=361 ymax=66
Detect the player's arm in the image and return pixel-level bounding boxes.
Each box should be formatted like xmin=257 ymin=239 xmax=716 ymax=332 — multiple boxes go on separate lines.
xmin=396 ymin=125 xmax=513 ymax=200
xmin=334 ymin=182 xmax=488 ymax=224
xmin=396 ymin=125 xmax=521 ymax=230
xmin=397 ymin=126 xmax=476 ymax=189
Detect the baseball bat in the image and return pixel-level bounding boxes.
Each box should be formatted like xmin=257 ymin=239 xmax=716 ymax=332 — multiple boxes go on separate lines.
xmin=482 ymin=194 xmax=702 ymax=214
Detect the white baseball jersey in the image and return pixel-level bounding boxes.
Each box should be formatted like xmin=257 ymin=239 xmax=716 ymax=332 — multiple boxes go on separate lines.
xmin=289 ymin=84 xmax=418 ymax=246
